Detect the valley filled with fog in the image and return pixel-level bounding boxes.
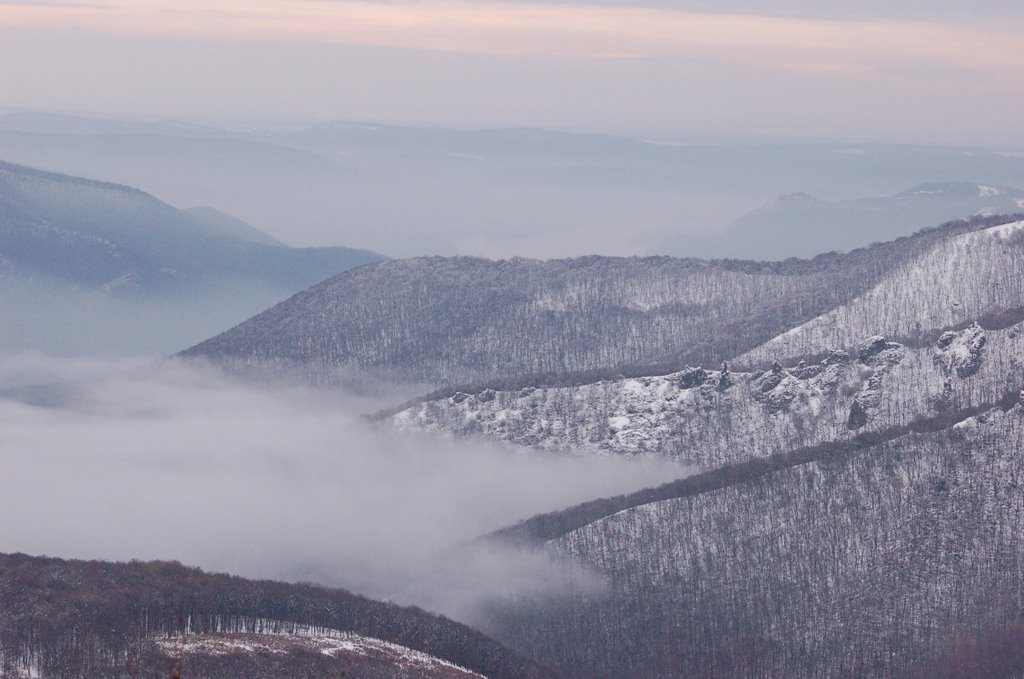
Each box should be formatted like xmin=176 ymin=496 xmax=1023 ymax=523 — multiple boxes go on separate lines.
xmin=0 ymin=353 xmax=684 ymax=624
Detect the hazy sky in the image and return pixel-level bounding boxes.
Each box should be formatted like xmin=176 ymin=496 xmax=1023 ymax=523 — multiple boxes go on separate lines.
xmin=1 ymin=1 xmax=1023 ymax=144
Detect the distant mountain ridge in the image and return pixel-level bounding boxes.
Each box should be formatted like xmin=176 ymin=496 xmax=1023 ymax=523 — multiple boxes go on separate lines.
xmin=184 ymin=205 xmax=284 ymax=247
xmin=681 ymin=181 xmax=1024 ymax=260
xmin=0 ymin=159 xmax=382 ymax=295
xmin=0 ymin=111 xmax=232 ymax=138
xmin=0 ymin=160 xmax=384 ymax=355
xmin=4 ymin=111 xmax=1024 ymax=258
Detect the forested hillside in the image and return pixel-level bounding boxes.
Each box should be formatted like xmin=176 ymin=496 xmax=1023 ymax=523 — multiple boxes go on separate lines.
xmin=482 ymin=396 xmax=1024 ymax=678
xmin=15 ymin=206 xmax=1024 ymax=679
xmin=0 ymin=554 xmax=554 ymax=679
xmin=184 ymin=215 xmax=1017 ymax=387
xmin=377 ymin=215 xmax=1024 ymax=677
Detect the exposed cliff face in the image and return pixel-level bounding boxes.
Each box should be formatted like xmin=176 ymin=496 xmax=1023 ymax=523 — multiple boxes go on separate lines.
xmin=387 ymin=217 xmax=1024 ymax=469
xmin=845 ymin=336 xmax=906 ymax=430
xmin=935 ymin=322 xmax=987 ymax=378
xmin=391 ymin=314 xmax=1023 ymax=469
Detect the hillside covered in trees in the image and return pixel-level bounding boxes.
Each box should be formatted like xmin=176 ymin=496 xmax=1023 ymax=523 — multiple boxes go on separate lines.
xmin=0 ymin=554 xmax=554 ymax=679
xmin=480 ymin=394 xmax=1024 ymax=678
xmin=184 ymin=214 xmax=1021 ymax=388
xmin=390 ymin=218 xmax=1024 ymax=468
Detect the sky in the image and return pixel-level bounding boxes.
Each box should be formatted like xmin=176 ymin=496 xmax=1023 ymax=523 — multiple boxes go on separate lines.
xmin=0 ymin=0 xmax=1023 ymax=145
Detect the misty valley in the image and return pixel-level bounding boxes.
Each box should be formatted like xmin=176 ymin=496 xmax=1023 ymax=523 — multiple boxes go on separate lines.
xmin=3 ymin=30 xmax=1024 ymax=676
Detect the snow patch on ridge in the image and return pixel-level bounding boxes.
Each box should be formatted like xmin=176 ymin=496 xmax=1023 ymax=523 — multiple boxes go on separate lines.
xmin=985 ymin=219 xmax=1024 ymax=239
xmin=155 ymin=623 xmax=484 ymax=677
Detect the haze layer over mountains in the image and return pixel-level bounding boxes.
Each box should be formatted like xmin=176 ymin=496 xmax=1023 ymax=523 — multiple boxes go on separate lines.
xmin=2 ymin=111 xmax=1023 ymax=260
xmin=3 ymin=110 xmax=1024 ymax=359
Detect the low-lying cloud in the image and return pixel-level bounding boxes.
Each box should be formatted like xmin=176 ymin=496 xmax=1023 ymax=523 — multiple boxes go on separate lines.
xmin=0 ymin=353 xmax=686 ymax=622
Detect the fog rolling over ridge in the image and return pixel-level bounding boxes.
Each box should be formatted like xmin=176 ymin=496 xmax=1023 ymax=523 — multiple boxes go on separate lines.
xmin=0 ymin=353 xmax=684 ymax=623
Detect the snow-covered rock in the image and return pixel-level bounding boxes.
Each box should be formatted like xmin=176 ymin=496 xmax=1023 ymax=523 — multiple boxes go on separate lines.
xmin=934 ymin=322 xmax=987 ymax=378
xmin=392 ymin=322 xmax=1024 ymax=468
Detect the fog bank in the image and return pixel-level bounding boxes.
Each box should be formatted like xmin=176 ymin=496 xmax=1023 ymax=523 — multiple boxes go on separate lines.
xmin=0 ymin=354 xmax=686 ymax=621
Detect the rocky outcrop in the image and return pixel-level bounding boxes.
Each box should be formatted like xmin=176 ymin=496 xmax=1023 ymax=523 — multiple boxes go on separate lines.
xmin=671 ymin=367 xmax=710 ymax=389
xmin=847 ymin=337 xmax=905 ymax=430
xmin=934 ymin=322 xmax=987 ymax=378
xmin=752 ymin=362 xmax=801 ymax=413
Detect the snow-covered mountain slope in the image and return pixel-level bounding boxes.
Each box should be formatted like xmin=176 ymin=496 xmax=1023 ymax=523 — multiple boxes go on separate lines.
xmin=391 ymin=318 xmax=1023 ymax=468
xmin=487 ymin=398 xmax=1024 ymax=678
xmin=183 ymin=215 xmax=1015 ymax=388
xmin=736 ymin=218 xmax=1024 ymax=367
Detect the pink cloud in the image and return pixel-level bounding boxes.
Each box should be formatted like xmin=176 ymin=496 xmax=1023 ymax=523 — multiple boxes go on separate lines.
xmin=1 ymin=0 xmax=1022 ymax=78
